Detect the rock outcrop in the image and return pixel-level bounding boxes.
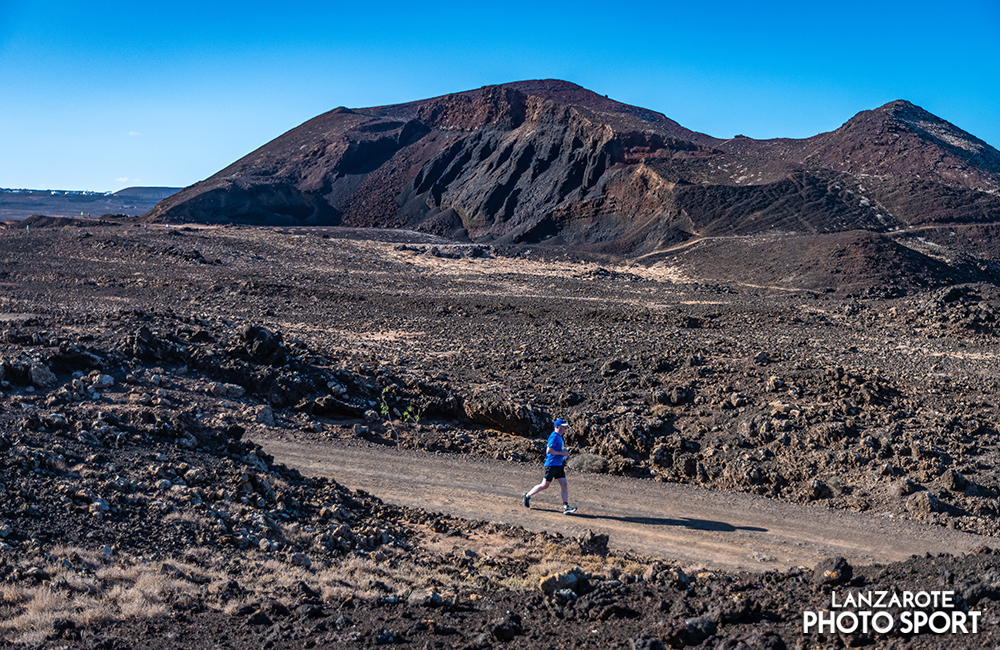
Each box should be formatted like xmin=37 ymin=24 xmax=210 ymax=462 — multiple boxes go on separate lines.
xmin=145 ymin=80 xmax=1000 ymax=262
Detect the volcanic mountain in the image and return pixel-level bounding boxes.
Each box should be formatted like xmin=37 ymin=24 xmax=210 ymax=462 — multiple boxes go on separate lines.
xmin=146 ymin=80 xmax=1000 ymax=291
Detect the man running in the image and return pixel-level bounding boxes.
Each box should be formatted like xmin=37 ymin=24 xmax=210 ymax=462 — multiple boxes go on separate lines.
xmin=523 ymin=418 xmax=577 ymax=514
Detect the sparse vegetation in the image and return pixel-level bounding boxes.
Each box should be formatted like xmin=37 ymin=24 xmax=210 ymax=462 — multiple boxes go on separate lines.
xmin=4 ymin=222 xmax=1000 ymax=648
xmin=570 ymin=451 xmax=609 ymax=474
xmin=379 ymin=384 xmax=423 ymax=443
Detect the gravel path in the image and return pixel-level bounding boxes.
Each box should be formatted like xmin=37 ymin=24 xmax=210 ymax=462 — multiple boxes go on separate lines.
xmin=259 ymin=437 xmax=990 ymax=572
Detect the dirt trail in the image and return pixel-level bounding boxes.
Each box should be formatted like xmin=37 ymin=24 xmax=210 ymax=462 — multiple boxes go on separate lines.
xmin=258 ymin=437 xmax=989 ymax=573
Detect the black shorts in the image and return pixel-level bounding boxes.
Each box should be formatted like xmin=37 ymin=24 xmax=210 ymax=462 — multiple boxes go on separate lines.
xmin=544 ymin=464 xmax=566 ymax=481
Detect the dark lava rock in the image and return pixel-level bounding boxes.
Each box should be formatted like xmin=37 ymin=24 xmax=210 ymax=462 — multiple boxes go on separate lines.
xmin=631 ymin=633 xmax=666 ymax=650
xmin=240 ymin=324 xmax=287 ymax=365
xmin=813 ymin=556 xmax=853 ymax=586
xmin=463 ymin=388 xmax=547 ymax=434
xmin=490 ymin=612 xmax=523 ymax=642
xmin=658 ymin=615 xmax=717 ymax=647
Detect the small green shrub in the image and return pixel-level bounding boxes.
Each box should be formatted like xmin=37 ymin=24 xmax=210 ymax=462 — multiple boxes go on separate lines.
xmin=379 ymin=385 xmax=422 ymax=443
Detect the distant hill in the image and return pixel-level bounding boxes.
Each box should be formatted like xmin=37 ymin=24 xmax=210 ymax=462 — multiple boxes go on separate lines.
xmin=0 ymin=187 xmax=181 ymax=222
xmin=143 ymin=79 xmax=1000 ymax=294
xmin=114 ymin=186 xmax=183 ymax=200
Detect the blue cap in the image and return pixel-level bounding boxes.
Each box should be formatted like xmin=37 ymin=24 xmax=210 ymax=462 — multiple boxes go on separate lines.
xmin=554 ymin=419 xmax=568 ymax=427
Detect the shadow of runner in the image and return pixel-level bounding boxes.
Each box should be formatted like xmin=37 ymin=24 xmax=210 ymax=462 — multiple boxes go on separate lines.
xmin=570 ymin=512 xmax=767 ymax=533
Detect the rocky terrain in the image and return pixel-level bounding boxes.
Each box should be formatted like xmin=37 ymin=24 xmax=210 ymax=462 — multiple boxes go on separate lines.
xmin=2 ymin=219 xmax=1000 ymax=647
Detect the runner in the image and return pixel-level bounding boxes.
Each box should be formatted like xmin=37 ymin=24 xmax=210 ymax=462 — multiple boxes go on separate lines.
xmin=522 ymin=418 xmax=577 ymax=514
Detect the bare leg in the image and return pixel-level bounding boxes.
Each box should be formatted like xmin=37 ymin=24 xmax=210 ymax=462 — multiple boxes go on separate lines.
xmin=526 ymin=479 xmax=550 ymax=497
xmin=558 ymin=477 xmax=569 ymax=504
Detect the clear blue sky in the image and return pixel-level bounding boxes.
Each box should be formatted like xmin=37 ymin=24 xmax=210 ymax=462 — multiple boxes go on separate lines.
xmin=2 ymin=0 xmax=998 ymax=192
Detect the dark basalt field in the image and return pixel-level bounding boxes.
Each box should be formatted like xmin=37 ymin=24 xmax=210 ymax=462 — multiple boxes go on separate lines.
xmin=2 ymin=219 xmax=1000 ymax=648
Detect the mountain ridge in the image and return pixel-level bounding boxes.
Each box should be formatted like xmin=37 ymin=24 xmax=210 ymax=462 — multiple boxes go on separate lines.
xmin=144 ymin=79 xmax=1000 ymax=293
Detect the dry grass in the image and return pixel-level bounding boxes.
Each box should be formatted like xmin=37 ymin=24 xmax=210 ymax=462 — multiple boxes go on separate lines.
xmin=0 ymin=517 xmax=641 ymax=645
xmin=1 ymin=586 xmax=29 ymax=605
xmin=109 ymin=582 xmax=169 ymax=619
xmin=182 ymin=546 xmax=215 ymax=563
xmin=220 ymin=595 xmax=257 ymax=616
xmin=279 ymin=521 xmax=316 ymax=547
xmin=2 ymin=588 xmax=83 ymax=639
xmin=163 ymin=510 xmax=207 ymax=525
xmin=0 ymin=547 xmax=226 ymax=644
xmin=531 ymin=559 xmax=574 ymax=577
xmin=495 ymin=574 xmax=537 ymax=590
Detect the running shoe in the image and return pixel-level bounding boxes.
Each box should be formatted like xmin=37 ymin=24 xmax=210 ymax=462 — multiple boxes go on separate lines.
xmin=522 ymin=493 xmax=530 ymax=508
xmin=562 ymin=505 xmax=577 ymax=514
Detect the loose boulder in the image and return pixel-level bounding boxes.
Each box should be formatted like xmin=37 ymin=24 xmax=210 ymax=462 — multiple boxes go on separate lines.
xmin=463 ymin=388 xmax=546 ymax=435
xmin=813 ymin=556 xmax=853 ymax=586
